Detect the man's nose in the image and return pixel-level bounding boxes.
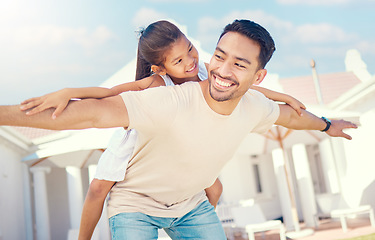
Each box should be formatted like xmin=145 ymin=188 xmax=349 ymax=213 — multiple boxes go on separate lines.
xmin=217 ymin=61 xmax=233 ymax=78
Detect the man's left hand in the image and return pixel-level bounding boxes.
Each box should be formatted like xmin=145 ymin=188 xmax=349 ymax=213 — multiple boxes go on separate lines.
xmin=326 ymin=119 xmax=358 ymax=140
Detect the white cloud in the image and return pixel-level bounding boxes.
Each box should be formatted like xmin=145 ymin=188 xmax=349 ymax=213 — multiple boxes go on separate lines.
xmin=3 ymin=24 xmax=116 ymax=50
xmin=292 ymin=23 xmax=358 ymax=44
xmin=132 ymin=8 xmax=168 ymax=29
xmin=197 ymin=10 xmax=294 ymax=49
xmin=277 ymin=0 xmax=350 ymax=5
xmin=0 ymin=0 xmax=37 ymax=24
xmin=308 ymin=45 xmax=349 ymax=56
xmin=355 ymin=40 xmax=375 ymax=55
xmin=197 ymin=10 xmax=356 ymax=48
xmin=198 ymin=10 xmax=277 ymax=35
xmin=148 ymin=0 xmax=208 ymax=2
xmin=131 ymin=8 xmax=193 ymax=38
xmin=276 ymin=0 xmax=374 ymax=5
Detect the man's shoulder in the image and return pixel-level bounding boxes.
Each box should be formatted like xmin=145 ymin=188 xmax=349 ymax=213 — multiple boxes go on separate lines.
xmin=120 ymin=81 xmax=200 ymax=106
xmin=243 ymin=88 xmax=270 ymax=102
xmin=241 ymin=89 xmax=279 ymax=113
xmin=169 ymin=81 xmax=201 ymax=95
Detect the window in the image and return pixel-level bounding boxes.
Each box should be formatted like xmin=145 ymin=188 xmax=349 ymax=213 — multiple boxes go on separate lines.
xmin=307 ymin=144 xmax=327 ymax=194
xmin=253 ymin=164 xmax=262 ymax=193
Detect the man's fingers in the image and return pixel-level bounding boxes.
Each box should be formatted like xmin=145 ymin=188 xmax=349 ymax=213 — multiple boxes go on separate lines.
xmin=342 ymin=132 xmax=352 ymax=140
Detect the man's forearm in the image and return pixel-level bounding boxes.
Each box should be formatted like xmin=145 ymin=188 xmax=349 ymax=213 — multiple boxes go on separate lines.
xmin=276 ymin=104 xmax=324 ymax=130
xmin=0 ymin=102 xmax=95 ymax=130
xmin=0 ymin=96 xmax=128 ymax=130
xmin=276 ymin=104 xmax=357 ymax=140
xmin=289 ymin=108 xmax=326 ymax=130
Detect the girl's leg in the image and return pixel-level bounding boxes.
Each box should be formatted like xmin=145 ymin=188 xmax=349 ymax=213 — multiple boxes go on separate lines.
xmin=78 ymin=179 xmax=115 ymax=240
xmin=204 ymin=178 xmax=223 ymax=208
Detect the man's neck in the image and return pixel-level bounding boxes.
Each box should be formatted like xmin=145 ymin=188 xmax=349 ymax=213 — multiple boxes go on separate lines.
xmin=199 ymin=80 xmax=241 ymax=116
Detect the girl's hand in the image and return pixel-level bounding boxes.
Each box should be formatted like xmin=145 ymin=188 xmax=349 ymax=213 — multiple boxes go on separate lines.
xmin=286 ymin=97 xmax=306 ymax=116
xmin=20 ymin=89 xmax=71 ymax=119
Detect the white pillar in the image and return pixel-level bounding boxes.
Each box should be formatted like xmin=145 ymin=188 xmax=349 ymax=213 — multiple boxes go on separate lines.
xmin=30 ymin=167 xmax=51 ymax=240
xmin=319 ymin=140 xmax=340 ymax=194
xmin=88 ymin=164 xmax=110 ymax=240
xmin=272 ymin=148 xmax=295 ymax=231
xmin=66 ymin=166 xmax=84 ymax=229
xmin=292 ymin=144 xmax=317 ymax=227
xmin=329 ymin=138 xmax=347 ymax=191
xmin=22 ymin=164 xmax=34 ymax=240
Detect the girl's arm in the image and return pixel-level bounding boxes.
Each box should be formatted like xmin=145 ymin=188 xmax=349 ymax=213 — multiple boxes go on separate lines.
xmin=20 ymin=75 xmax=164 ymax=118
xmin=251 ymin=85 xmax=306 ymax=116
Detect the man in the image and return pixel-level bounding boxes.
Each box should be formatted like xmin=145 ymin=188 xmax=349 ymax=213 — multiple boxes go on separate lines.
xmin=0 ymin=20 xmax=356 ymax=239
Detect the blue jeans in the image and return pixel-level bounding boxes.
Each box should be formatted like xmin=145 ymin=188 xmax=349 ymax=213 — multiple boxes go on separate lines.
xmin=109 ymin=200 xmax=226 ymax=240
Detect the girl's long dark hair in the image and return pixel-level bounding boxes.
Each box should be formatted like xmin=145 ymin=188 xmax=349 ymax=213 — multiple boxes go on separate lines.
xmin=135 ymin=20 xmax=184 ymax=80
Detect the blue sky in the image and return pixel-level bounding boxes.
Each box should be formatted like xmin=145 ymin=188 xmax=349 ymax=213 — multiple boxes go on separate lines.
xmin=1 ymin=0 xmax=374 ymax=104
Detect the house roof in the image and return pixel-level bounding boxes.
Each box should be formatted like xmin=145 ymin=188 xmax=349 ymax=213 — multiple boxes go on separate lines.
xmin=0 ymin=126 xmax=35 ymax=154
xmin=11 ymin=126 xmax=59 ymax=140
xmin=279 ymin=72 xmax=361 ymax=105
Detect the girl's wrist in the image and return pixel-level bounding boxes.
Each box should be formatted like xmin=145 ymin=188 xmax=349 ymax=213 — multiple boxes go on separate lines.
xmin=62 ymin=88 xmax=75 ymax=99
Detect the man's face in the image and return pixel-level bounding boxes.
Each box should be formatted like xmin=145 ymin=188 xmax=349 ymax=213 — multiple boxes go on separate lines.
xmin=208 ymin=32 xmax=264 ymax=102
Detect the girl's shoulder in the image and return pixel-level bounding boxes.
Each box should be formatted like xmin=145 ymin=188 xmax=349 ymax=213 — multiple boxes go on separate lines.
xmin=137 ymin=75 xmax=166 ymax=90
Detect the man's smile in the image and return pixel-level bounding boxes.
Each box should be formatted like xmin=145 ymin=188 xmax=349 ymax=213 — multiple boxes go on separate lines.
xmin=212 ymin=73 xmax=237 ymax=91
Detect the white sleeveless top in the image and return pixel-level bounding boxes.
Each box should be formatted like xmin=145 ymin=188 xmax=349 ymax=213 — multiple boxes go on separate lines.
xmin=94 ymin=61 xmax=207 ymax=181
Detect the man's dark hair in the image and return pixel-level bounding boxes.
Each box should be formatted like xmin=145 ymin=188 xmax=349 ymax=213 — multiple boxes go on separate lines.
xmin=219 ymin=19 xmax=276 ymax=69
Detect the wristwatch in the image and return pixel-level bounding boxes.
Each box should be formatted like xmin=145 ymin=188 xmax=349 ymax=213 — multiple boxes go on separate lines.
xmin=321 ymin=117 xmax=331 ymax=132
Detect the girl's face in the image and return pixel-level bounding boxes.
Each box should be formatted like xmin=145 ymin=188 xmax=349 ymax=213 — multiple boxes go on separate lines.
xmin=161 ymin=35 xmax=199 ymax=84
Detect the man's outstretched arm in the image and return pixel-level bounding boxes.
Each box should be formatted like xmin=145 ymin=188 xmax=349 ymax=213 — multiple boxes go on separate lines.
xmin=0 ymin=95 xmax=129 ymax=130
xmin=275 ymin=104 xmax=358 ymax=140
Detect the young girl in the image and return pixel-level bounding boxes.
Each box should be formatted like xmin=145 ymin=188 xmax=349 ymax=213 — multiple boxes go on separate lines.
xmin=21 ymin=20 xmax=305 ymax=240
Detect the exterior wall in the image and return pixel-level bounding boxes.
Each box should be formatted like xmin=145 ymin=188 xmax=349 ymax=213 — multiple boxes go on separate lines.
xmin=219 ymin=151 xmax=282 ymax=220
xmin=340 ymin=110 xmax=375 ymax=208
xmin=0 ymin=142 xmax=29 ymax=240
xmin=45 ymin=168 xmax=71 ymax=240
xmin=40 ymin=167 xmax=90 ymax=240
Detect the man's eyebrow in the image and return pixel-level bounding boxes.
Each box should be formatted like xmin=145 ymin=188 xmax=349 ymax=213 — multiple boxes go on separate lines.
xmin=236 ymin=56 xmax=251 ymax=65
xmin=215 ymin=46 xmax=251 ymax=65
xmin=215 ymin=47 xmax=226 ymax=55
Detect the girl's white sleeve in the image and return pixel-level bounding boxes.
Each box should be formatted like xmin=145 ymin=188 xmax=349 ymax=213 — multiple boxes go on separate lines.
xmin=94 ymin=128 xmax=137 ymax=181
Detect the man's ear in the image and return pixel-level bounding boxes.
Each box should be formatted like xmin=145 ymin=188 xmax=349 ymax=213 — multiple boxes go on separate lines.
xmin=151 ymin=65 xmax=167 ymax=75
xmin=253 ymin=69 xmax=267 ymax=85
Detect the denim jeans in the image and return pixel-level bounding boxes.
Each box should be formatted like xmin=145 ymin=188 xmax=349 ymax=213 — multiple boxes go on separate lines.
xmin=109 ymin=200 xmax=226 ymax=240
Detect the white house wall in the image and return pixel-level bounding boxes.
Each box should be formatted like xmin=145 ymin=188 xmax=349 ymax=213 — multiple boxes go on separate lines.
xmin=40 ymin=167 xmax=90 ymax=240
xmin=0 ymin=142 xmax=29 ymax=240
xmin=45 ymin=168 xmax=70 ymax=240
xmin=340 ymin=110 xmax=375 ymax=208
xmin=317 ymin=140 xmax=341 ymax=194
xmin=220 ymin=153 xmax=254 ymax=202
xmin=219 ymin=151 xmax=282 ymax=220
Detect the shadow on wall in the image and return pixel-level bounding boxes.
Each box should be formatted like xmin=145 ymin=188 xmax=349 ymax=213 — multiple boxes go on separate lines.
xmin=360 ymin=180 xmax=375 ymax=207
